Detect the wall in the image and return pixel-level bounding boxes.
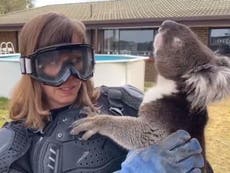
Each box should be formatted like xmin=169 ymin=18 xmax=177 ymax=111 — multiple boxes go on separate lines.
xmin=191 ymin=27 xmax=209 ymax=45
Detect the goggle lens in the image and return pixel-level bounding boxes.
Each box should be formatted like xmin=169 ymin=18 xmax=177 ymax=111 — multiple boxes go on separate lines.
xmin=35 ymin=47 xmax=93 ymax=78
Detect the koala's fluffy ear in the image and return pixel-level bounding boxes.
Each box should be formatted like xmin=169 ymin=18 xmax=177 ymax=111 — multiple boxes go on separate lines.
xmin=183 ymin=64 xmax=230 ymax=111
xmin=172 ymin=37 xmax=183 ymax=48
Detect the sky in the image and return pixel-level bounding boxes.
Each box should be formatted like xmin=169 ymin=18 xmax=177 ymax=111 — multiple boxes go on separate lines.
xmin=34 ymin=0 xmax=109 ymax=7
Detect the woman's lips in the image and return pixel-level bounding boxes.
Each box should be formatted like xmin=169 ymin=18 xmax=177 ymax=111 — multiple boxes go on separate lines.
xmin=58 ymin=85 xmax=76 ymax=94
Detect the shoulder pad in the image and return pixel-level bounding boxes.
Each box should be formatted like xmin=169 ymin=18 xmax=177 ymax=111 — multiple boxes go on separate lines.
xmin=101 ymin=85 xmax=143 ymax=110
xmin=120 ymin=85 xmax=143 ymax=109
xmin=0 ymin=122 xmax=31 ymax=172
xmin=0 ymin=127 xmax=14 ymax=153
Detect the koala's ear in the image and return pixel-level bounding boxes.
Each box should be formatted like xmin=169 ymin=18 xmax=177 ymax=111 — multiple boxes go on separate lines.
xmin=172 ymin=37 xmax=183 ymax=48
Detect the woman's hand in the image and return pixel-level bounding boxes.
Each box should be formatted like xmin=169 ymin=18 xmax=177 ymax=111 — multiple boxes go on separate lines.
xmin=117 ymin=130 xmax=204 ymax=173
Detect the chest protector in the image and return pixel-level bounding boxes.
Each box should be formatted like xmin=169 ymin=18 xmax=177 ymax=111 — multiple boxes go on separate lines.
xmin=30 ymin=85 xmax=143 ymax=173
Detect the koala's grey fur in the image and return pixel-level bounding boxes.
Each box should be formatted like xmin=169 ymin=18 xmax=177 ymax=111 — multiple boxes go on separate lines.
xmin=72 ymin=20 xmax=230 ymax=173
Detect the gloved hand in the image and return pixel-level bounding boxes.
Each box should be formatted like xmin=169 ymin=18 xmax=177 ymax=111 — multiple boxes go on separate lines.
xmin=117 ymin=130 xmax=204 ymax=173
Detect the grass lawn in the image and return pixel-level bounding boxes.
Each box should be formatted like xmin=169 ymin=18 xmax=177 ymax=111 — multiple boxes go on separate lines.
xmin=0 ymin=97 xmax=9 ymax=127
xmin=0 ymin=96 xmax=229 ymax=172
xmin=206 ymin=98 xmax=230 ymax=173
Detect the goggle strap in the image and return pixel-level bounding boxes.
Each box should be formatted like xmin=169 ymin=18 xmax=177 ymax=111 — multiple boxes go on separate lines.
xmin=20 ymin=57 xmax=32 ymax=74
xmin=20 ymin=58 xmax=25 ymax=74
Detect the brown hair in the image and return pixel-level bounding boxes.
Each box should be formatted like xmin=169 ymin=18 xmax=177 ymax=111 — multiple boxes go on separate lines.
xmin=9 ymin=12 xmax=99 ymax=129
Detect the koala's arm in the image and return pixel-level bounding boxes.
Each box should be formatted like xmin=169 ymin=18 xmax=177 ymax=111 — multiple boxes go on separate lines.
xmin=71 ymin=115 xmax=167 ymax=150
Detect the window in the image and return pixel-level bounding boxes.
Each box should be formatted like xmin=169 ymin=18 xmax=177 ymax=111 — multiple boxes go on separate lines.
xmin=209 ymin=28 xmax=230 ymax=55
xmin=104 ymin=29 xmax=119 ymax=54
xmin=119 ymin=29 xmax=154 ymax=56
xmin=103 ymin=29 xmax=156 ymax=56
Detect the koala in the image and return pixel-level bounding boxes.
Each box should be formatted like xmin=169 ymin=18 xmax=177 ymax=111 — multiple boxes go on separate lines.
xmin=71 ymin=20 xmax=230 ymax=173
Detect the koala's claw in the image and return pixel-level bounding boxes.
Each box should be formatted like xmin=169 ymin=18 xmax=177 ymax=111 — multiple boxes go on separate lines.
xmin=80 ymin=106 xmax=98 ymax=117
xmin=70 ymin=116 xmax=104 ymax=140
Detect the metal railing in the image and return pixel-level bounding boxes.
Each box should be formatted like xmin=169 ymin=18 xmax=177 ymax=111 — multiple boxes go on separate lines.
xmin=0 ymin=42 xmax=15 ymax=54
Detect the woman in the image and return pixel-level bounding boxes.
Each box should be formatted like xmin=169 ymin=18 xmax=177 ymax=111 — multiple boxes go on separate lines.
xmin=0 ymin=12 xmax=204 ymax=173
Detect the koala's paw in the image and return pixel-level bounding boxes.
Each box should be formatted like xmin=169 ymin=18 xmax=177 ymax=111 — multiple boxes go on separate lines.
xmin=70 ymin=116 xmax=108 ymax=140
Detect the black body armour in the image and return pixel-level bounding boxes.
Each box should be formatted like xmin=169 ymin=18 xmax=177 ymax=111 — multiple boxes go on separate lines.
xmin=0 ymin=85 xmax=142 ymax=172
xmin=29 ymin=85 xmax=142 ymax=173
xmin=30 ymin=108 xmax=126 ymax=173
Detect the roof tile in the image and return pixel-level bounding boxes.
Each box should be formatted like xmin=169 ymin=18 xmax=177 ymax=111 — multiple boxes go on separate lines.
xmin=0 ymin=0 xmax=229 ymax=25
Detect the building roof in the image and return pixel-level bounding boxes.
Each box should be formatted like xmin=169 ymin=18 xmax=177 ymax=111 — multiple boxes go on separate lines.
xmin=0 ymin=0 xmax=230 ymax=30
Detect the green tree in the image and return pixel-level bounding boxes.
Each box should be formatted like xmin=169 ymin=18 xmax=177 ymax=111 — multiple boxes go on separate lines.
xmin=0 ymin=0 xmax=34 ymax=15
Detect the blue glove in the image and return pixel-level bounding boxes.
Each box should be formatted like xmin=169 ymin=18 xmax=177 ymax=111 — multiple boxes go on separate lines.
xmin=116 ymin=130 xmax=204 ymax=173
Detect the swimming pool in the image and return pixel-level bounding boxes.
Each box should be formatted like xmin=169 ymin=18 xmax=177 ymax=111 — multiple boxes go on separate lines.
xmin=0 ymin=53 xmax=148 ymax=97
xmin=0 ymin=53 xmax=21 ymax=61
xmin=0 ymin=53 xmax=146 ymax=63
xmin=95 ymin=54 xmax=145 ymax=62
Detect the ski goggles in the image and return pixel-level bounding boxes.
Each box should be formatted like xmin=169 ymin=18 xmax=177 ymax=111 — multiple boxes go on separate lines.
xmin=20 ymin=43 xmax=95 ymax=86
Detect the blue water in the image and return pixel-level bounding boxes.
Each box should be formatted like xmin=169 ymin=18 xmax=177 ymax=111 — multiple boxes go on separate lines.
xmin=0 ymin=54 xmax=142 ymax=62
xmin=95 ymin=54 xmax=134 ymax=62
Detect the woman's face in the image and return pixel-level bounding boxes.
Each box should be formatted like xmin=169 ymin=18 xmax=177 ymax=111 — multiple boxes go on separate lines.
xmin=41 ymin=36 xmax=83 ymax=109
